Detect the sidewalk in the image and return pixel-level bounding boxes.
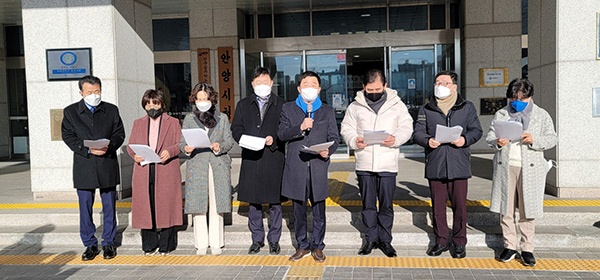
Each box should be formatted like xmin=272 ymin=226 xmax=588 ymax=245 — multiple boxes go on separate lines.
xmin=1 ymin=155 xmax=600 ymax=279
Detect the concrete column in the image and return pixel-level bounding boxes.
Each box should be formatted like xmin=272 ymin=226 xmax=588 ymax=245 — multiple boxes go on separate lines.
xmin=21 ymin=0 xmax=154 ymax=199
xmin=0 ymin=27 xmax=9 ymax=159
xmin=528 ymin=0 xmax=600 ymax=197
xmin=462 ymin=0 xmax=523 ymax=152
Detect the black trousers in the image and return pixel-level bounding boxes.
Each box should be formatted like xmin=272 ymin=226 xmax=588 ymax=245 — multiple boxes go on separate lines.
xmin=293 ymin=176 xmax=326 ymax=250
xmin=357 ymin=171 xmax=397 ymax=243
xmin=141 ymin=163 xmax=178 ymax=253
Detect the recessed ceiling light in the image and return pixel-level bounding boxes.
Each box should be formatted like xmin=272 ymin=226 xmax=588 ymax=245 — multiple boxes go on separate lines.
xmin=361 ymin=14 xmax=371 ymax=17
xmin=353 ymin=55 xmax=360 ymax=58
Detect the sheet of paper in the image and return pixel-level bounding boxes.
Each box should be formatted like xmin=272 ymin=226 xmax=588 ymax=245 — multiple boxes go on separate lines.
xmin=302 ymin=141 xmax=335 ymax=154
xmin=363 ymin=130 xmax=390 ymax=145
xmin=182 ymin=128 xmax=211 ymax=148
xmin=493 ymin=120 xmax=524 ymax=141
xmin=128 ymin=144 xmax=162 ymax=166
xmin=83 ymin=138 xmax=110 ymax=149
xmin=435 ymin=125 xmax=463 ymax=143
xmin=239 ymin=134 xmax=266 ymax=151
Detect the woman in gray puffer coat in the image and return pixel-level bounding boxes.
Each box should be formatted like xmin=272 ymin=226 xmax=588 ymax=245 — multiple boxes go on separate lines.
xmin=486 ymin=78 xmax=557 ymax=267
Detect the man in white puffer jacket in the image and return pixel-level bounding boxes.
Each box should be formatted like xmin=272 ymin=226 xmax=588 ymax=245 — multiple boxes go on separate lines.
xmin=340 ymin=69 xmax=413 ymax=257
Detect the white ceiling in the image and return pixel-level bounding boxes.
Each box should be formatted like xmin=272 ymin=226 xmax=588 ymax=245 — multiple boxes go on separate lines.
xmin=1 ymin=0 xmax=435 ymax=24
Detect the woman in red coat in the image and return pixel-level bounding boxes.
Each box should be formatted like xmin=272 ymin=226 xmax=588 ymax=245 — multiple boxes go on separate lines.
xmin=126 ymin=89 xmax=183 ymax=255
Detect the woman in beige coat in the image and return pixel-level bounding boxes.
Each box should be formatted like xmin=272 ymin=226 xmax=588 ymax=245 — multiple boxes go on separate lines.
xmin=486 ymin=78 xmax=557 ymax=267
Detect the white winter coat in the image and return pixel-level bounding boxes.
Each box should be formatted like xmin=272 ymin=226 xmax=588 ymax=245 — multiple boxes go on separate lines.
xmin=340 ymin=88 xmax=414 ymax=173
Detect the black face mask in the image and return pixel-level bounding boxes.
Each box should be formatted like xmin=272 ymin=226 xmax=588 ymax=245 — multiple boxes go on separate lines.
xmin=365 ymin=92 xmax=384 ymax=102
xmin=147 ymin=108 xmax=163 ymax=119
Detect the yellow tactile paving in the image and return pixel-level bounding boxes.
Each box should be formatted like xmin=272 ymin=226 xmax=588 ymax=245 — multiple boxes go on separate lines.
xmin=0 ymin=255 xmax=599 ymax=272
xmin=286 ymin=266 xmax=325 ymax=278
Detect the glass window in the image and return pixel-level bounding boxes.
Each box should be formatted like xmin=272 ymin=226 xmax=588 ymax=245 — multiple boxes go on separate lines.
xmin=152 ymin=19 xmax=190 ymax=51
xmin=5 ymin=26 xmax=24 ymax=57
xmin=263 ymin=53 xmax=302 ymax=101
xmin=245 ymin=14 xmax=255 ymax=38
xmin=429 ymin=4 xmax=446 ymax=30
xmin=274 ymin=12 xmax=310 ymax=37
xmin=258 ymin=14 xmax=273 ymax=38
xmin=244 ymin=53 xmax=261 ymax=96
xmin=7 ymin=69 xmax=27 ymax=117
xmin=390 ymin=5 xmax=428 ymax=31
xmin=436 ymin=44 xmax=455 ymax=73
xmin=450 ymin=3 xmax=460 ymax=29
xmin=154 ymin=63 xmax=191 ymax=120
xmin=313 ymin=8 xmax=386 ymax=36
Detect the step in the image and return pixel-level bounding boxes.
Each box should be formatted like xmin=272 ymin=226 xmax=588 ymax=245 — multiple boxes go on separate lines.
xmin=1 ymin=223 xmax=599 ymax=249
xmin=1 ymin=206 xmax=599 ymax=227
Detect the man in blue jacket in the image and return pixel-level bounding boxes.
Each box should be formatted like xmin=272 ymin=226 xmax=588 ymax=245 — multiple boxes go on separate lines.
xmin=413 ymin=70 xmax=482 ymax=259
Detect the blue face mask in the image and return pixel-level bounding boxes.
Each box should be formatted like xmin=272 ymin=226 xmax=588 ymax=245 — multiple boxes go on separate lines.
xmin=510 ymin=100 xmax=528 ymax=112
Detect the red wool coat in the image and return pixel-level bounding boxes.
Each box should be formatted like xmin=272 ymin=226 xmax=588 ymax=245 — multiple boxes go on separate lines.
xmin=126 ymin=113 xmax=183 ymax=229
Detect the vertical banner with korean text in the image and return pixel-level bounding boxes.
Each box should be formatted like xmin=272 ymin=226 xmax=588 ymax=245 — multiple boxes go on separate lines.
xmin=197 ymin=48 xmax=211 ymax=84
xmin=217 ymin=47 xmax=234 ymax=122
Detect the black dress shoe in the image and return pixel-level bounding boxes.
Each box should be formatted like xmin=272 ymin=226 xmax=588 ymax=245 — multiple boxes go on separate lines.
xmin=81 ymin=246 xmax=100 ymax=261
xmin=379 ymin=242 xmax=397 ymax=257
xmin=358 ymin=241 xmax=379 ymax=255
xmin=451 ymin=245 xmax=466 ymax=258
xmin=498 ymin=248 xmax=518 ymax=262
xmin=426 ymin=244 xmax=449 ymax=256
xmin=269 ymin=242 xmax=280 ymax=255
xmin=103 ymin=244 xmax=117 ymax=259
xmin=521 ymin=251 xmax=536 ymax=266
xmin=248 ymin=241 xmax=264 ymax=254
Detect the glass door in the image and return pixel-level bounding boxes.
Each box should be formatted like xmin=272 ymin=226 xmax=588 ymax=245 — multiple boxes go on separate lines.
xmin=262 ymin=52 xmax=303 ymax=102
xmin=7 ymin=69 xmax=28 ymax=158
xmin=306 ymin=50 xmax=349 ymax=158
xmin=389 ymin=46 xmax=435 ymax=154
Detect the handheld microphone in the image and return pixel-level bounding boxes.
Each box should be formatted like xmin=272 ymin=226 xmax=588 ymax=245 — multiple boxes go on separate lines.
xmin=306 ymin=103 xmax=313 ymax=134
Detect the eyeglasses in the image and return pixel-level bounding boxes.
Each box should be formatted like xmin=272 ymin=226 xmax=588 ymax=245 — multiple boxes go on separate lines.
xmin=434 ymin=82 xmax=454 ymax=87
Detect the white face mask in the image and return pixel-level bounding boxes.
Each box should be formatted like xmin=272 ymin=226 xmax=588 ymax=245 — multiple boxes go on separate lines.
xmin=434 ymin=86 xmax=451 ymax=99
xmin=253 ymin=84 xmax=272 ymax=98
xmin=300 ymin=88 xmax=319 ymax=102
xmin=195 ymin=101 xmax=212 ymax=112
xmin=84 ymin=94 xmax=101 ymax=107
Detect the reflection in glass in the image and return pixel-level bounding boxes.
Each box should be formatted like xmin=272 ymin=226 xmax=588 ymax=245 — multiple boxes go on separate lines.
xmin=275 ymin=12 xmax=310 ymax=37
xmin=313 ymin=8 xmax=386 ymax=36
xmin=390 ymin=49 xmax=435 ymax=110
xmin=154 ymin=63 xmax=192 ymax=120
xmin=389 ymin=6 xmax=428 ymax=31
xmin=152 ymin=19 xmax=190 ymax=51
xmin=307 ymin=52 xmax=348 ymax=157
xmin=263 ymin=54 xmax=302 ymax=101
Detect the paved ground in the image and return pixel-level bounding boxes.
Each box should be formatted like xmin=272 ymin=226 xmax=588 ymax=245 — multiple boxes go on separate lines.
xmin=1 ymin=157 xmax=600 ymax=279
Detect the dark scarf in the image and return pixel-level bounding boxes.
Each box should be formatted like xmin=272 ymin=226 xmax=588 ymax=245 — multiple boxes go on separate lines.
xmin=365 ymin=92 xmax=387 ymax=114
xmin=508 ymin=98 xmax=533 ymax=130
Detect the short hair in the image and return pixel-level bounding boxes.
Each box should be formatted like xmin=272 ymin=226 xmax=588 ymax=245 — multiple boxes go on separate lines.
xmin=362 ymin=69 xmax=387 ymax=86
xmin=298 ymin=71 xmax=321 ymax=86
xmin=189 ymin=82 xmax=218 ymax=105
xmin=141 ymin=89 xmax=166 ymax=110
xmin=250 ymin=67 xmax=271 ymax=82
xmin=506 ymin=78 xmax=534 ymax=99
xmin=434 ymin=71 xmax=458 ymax=84
xmin=78 ymin=75 xmax=102 ymax=91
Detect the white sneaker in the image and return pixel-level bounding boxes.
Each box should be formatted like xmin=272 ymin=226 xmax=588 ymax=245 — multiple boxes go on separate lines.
xmin=196 ymin=248 xmax=207 ymax=256
xmin=144 ymin=248 xmax=159 ymax=256
xmin=211 ymin=247 xmax=222 ymax=255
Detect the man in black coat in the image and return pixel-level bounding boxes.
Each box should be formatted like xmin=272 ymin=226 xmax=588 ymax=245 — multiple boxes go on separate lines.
xmin=278 ymin=71 xmax=339 ymax=263
xmin=61 ymin=75 xmax=125 ymax=261
xmin=413 ymin=71 xmax=482 ymax=259
xmin=231 ymin=67 xmax=285 ymax=255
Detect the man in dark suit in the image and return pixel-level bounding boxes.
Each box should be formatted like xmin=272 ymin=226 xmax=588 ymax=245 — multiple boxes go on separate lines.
xmin=62 ymin=75 xmax=125 ymax=261
xmin=231 ymin=67 xmax=285 ymax=255
xmin=278 ymin=71 xmax=339 ymax=262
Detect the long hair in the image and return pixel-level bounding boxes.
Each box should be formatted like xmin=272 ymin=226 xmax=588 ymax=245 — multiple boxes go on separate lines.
xmin=189 ymin=83 xmax=218 ymax=128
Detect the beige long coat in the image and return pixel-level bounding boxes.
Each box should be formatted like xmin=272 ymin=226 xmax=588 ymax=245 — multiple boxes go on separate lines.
xmin=486 ymin=104 xmax=557 ymax=219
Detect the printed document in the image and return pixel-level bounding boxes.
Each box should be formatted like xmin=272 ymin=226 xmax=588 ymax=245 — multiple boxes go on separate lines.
xmin=435 ymin=125 xmax=463 ymax=143
xmin=83 ymin=138 xmax=110 ymax=149
xmin=239 ymin=135 xmax=266 ymax=151
xmin=128 ymin=144 xmax=162 ymax=166
xmin=182 ymin=128 xmax=211 ymax=148
xmin=493 ymin=120 xmax=524 ymax=141
xmin=302 ymin=141 xmax=335 ymax=154
xmin=363 ymin=130 xmax=390 ymax=145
